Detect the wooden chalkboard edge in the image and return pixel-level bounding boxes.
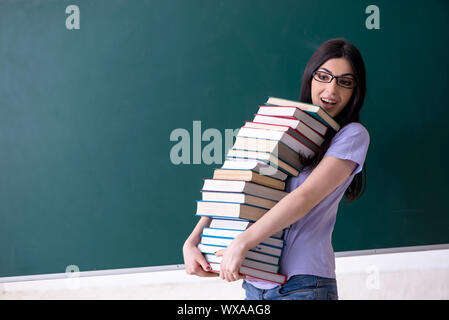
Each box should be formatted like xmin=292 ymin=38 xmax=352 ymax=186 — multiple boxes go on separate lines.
xmin=335 ymin=243 xmax=449 ymax=257
xmin=0 ymin=264 xmax=185 ymax=284
xmin=1 ymin=243 xmax=448 ymax=283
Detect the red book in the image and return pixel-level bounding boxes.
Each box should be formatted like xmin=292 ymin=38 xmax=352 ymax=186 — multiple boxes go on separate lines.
xmin=265 ymin=97 xmax=341 ymax=132
xmin=257 ymin=105 xmax=328 ymax=136
xmin=243 ymin=121 xmax=319 ymax=153
xmin=208 ymin=262 xmax=287 ymax=284
xmin=252 ymin=114 xmax=325 ymax=146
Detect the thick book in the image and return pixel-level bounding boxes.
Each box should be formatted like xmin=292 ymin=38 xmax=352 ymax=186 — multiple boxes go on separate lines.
xmin=196 ymin=200 xmax=269 ymax=221
xmin=198 ymin=243 xmax=280 ymax=265
xmin=239 ymin=124 xmax=318 ymax=157
xmin=208 ymin=218 xmax=284 ymax=239
xmin=232 ymin=136 xmax=305 ymax=168
xmin=202 ymin=228 xmax=284 ymax=247
xmin=201 ymin=179 xmax=288 ymax=202
xmin=252 ymin=114 xmax=325 ymax=146
xmin=204 ymin=254 xmax=279 ymax=274
xmin=208 ymin=262 xmax=287 ymax=284
xmin=213 ymin=169 xmax=285 ymax=191
xmin=265 ymin=96 xmax=340 ymax=132
xmin=257 ymin=105 xmax=328 ymax=136
xmin=227 ymin=148 xmax=300 ymax=177
xmin=201 ymin=191 xmax=278 ymax=210
xmin=221 ymin=159 xmax=288 ymax=181
xmin=200 ymin=235 xmax=283 ymax=256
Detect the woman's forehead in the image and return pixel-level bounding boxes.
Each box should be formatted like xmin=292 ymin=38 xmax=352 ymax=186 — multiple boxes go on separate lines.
xmin=318 ymin=58 xmax=354 ymax=76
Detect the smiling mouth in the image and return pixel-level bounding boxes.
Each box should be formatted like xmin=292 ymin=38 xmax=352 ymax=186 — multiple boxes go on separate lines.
xmin=321 ymin=97 xmax=337 ymax=104
xmin=320 ymin=97 xmax=337 ymax=107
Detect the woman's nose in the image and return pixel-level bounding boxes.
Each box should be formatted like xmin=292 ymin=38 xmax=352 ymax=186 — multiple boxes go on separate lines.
xmin=325 ymin=78 xmax=339 ymax=93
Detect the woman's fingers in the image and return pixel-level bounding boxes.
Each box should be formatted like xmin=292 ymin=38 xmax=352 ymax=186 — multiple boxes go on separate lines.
xmin=197 ymin=254 xmax=212 ymax=272
xmin=186 ymin=262 xmax=218 ymax=277
xmin=220 ymin=265 xmax=244 ymax=282
xmin=216 ymin=248 xmax=246 ymax=282
xmin=183 ymin=244 xmax=217 ymax=277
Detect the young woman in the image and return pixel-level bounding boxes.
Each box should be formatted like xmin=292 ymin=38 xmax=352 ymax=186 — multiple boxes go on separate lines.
xmin=183 ymin=38 xmax=370 ymax=300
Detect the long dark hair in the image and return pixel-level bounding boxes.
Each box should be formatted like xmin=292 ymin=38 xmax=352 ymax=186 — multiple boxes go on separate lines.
xmin=299 ymin=38 xmax=367 ymax=203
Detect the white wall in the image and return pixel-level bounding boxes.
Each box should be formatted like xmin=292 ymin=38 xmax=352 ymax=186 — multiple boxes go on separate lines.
xmin=1 ymin=247 xmax=448 ymax=300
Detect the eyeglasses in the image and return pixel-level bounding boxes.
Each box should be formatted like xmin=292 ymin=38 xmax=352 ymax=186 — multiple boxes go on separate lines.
xmin=312 ymin=70 xmax=357 ymax=89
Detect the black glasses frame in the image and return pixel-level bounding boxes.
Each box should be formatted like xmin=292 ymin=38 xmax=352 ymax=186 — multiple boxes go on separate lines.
xmin=312 ymin=70 xmax=357 ymax=89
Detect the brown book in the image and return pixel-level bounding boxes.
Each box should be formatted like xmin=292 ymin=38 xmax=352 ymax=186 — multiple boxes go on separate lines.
xmin=196 ymin=201 xmax=268 ymax=221
xmin=257 ymin=105 xmax=328 ymax=136
xmin=265 ymin=96 xmax=340 ymax=132
xmin=227 ymin=149 xmax=299 ymax=177
xmin=252 ymin=114 xmax=325 ymax=146
xmin=243 ymin=121 xmax=318 ymax=155
xmin=201 ymin=191 xmax=278 ymax=210
xmin=201 ymin=179 xmax=288 ymax=202
xmin=232 ymin=136 xmax=303 ymax=170
xmin=213 ymin=169 xmax=285 ymax=190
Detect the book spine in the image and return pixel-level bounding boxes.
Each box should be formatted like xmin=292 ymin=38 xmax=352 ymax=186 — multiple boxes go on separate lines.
xmin=208 ymin=262 xmax=286 ymax=284
xmin=265 ymin=96 xmax=340 ymax=131
xmin=204 ymin=254 xmax=279 ymax=274
xmin=200 ymin=235 xmax=283 ymax=256
xmin=257 ymin=105 xmax=328 ymax=135
xmin=202 ymin=229 xmax=284 ymax=247
xmin=198 ymin=243 xmax=280 ymax=265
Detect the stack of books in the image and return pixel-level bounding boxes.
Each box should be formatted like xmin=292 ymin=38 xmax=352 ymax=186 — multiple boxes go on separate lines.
xmin=195 ymin=96 xmax=340 ymax=284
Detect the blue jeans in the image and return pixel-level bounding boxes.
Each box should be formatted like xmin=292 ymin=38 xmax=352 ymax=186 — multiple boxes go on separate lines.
xmin=242 ymin=274 xmax=339 ymax=300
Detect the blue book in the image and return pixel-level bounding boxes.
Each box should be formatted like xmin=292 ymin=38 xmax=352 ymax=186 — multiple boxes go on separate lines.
xmin=197 ymin=243 xmax=281 ymax=265
xmin=200 ymin=234 xmax=283 ymax=256
xmin=202 ymin=228 xmax=284 ymax=248
xmin=208 ymin=218 xmax=284 ymax=239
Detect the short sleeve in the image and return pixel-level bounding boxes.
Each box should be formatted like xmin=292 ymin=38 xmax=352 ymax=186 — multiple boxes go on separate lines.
xmin=324 ymin=122 xmax=370 ymax=175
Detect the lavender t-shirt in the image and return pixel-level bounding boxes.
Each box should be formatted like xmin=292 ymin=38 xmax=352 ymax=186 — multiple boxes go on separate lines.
xmin=247 ymin=122 xmax=370 ymax=289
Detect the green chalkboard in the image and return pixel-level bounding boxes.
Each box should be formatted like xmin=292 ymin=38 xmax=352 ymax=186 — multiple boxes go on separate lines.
xmin=1 ymin=0 xmax=448 ymax=278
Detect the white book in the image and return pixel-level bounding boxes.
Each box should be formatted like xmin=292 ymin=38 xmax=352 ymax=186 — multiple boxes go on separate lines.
xmin=265 ymin=96 xmax=340 ymax=132
xmin=237 ymin=127 xmax=316 ymax=157
xmin=200 ymin=235 xmax=283 ymax=256
xmin=209 ymin=218 xmax=252 ymax=229
xmin=208 ymin=218 xmax=284 ymax=239
xmin=209 ymin=262 xmax=286 ymax=284
xmin=221 ymin=159 xmax=288 ymax=181
xmin=243 ymin=121 xmax=318 ymax=153
xmin=201 ymin=179 xmax=288 ymax=202
xmin=257 ymin=105 xmax=328 ymax=136
xmin=226 ymin=149 xmax=299 ymax=177
xmin=204 ymin=254 xmax=279 ymax=274
xmin=201 ymin=192 xmax=277 ymax=210
xmin=203 ymin=227 xmax=283 ymax=243
xmin=197 ymin=243 xmax=280 ymax=265
xmin=232 ymin=136 xmax=305 ymax=169
xmin=253 ymin=114 xmax=325 ymax=145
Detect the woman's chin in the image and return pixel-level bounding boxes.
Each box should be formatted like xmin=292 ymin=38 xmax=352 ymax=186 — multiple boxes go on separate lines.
xmin=321 ymin=104 xmax=337 ymax=116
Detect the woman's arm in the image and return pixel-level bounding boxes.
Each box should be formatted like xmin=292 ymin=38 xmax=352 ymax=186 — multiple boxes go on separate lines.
xmin=184 ymin=216 xmax=211 ymax=248
xmin=183 ymin=216 xmax=219 ymax=277
xmin=216 ymin=155 xmax=358 ymax=282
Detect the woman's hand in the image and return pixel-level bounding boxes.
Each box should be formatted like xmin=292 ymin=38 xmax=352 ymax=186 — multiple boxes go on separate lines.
xmin=183 ymin=242 xmax=219 ymax=278
xmin=215 ymin=239 xmax=248 ymax=282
